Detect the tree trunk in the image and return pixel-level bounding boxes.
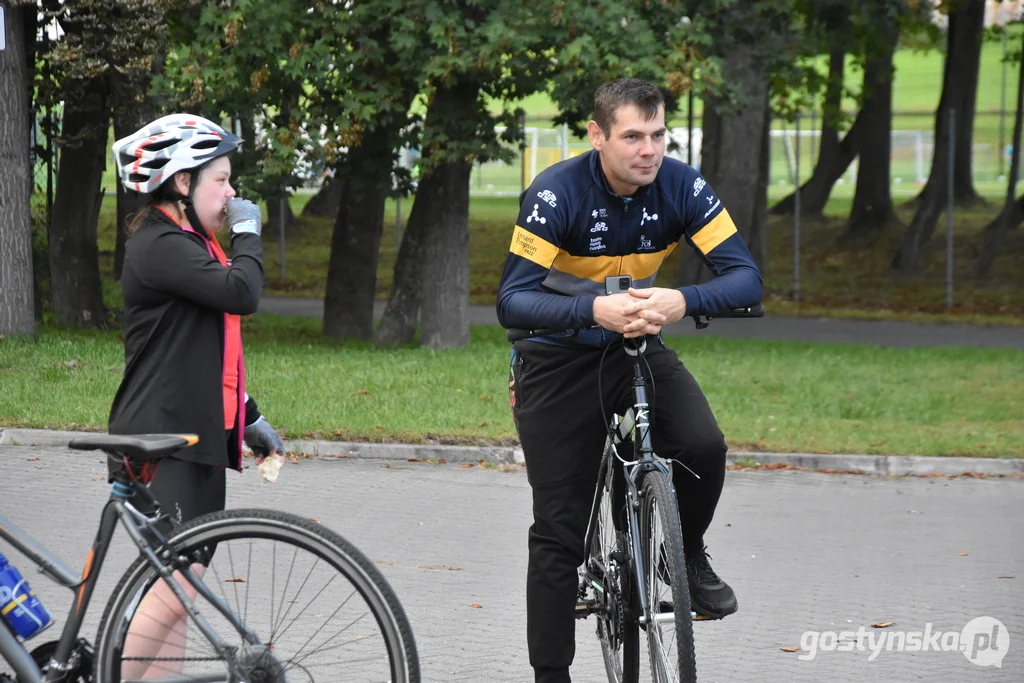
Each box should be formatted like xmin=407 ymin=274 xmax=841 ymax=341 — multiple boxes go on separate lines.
xmin=419 ymin=158 xmax=472 ymax=349
xmin=301 ymin=176 xmax=343 ymax=218
xmin=974 ymin=30 xmax=1024 ymax=277
xmin=844 ymin=24 xmax=899 ymax=241
xmin=677 ymin=35 xmax=770 ymax=288
xmin=322 ymin=124 xmax=396 ymax=339
xmin=771 ymin=49 xmax=851 ymax=217
xmin=950 ymin=1 xmax=985 ymax=206
xmin=373 ymin=186 xmax=428 ymax=347
xmin=376 ymin=81 xmax=478 ymax=349
xmin=0 ymin=1 xmax=35 ymax=337
xmin=48 ymin=75 xmax=109 ymax=327
xmin=418 ymin=84 xmax=478 ymax=350
xmin=892 ymin=0 xmax=986 ymax=273
xmin=263 ymin=195 xmax=296 ymax=236
xmin=973 ymin=196 xmax=1024 ymax=276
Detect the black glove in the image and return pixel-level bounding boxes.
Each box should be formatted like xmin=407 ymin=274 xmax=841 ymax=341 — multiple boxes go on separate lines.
xmin=244 ymin=416 xmax=285 ymax=462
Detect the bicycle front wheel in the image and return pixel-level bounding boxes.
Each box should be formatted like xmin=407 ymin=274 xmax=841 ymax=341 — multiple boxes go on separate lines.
xmin=95 ymin=508 xmax=419 ymax=683
xmin=592 ymin=461 xmax=639 ymax=682
xmin=638 ymin=471 xmax=696 ymax=683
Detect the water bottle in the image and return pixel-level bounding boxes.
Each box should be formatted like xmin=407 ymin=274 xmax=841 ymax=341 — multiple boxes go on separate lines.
xmin=0 ymin=551 xmax=52 ymax=640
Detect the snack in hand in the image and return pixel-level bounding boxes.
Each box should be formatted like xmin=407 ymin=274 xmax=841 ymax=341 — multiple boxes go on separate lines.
xmin=257 ymin=453 xmax=284 ymax=484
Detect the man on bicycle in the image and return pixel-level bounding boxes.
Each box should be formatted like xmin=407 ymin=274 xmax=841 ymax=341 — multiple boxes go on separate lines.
xmin=496 ymin=78 xmax=762 ymax=683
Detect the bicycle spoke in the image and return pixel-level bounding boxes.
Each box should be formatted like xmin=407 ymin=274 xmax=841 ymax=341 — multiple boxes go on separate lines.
xmin=286 ymin=610 xmax=372 ymax=668
xmin=271 ymin=543 xmax=304 ymax=640
xmin=225 ymin=543 xmax=243 ymax=627
xmin=272 ymin=573 xmax=344 ymax=647
xmin=98 ymin=510 xmax=418 ymax=682
xmin=244 ymin=540 xmax=253 ymax=626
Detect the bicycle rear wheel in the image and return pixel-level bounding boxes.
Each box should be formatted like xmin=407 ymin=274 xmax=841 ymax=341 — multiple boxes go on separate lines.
xmin=95 ymin=508 xmax=419 ymax=682
xmin=591 ymin=464 xmax=639 ymax=682
xmin=638 ymin=471 xmax=696 ymax=683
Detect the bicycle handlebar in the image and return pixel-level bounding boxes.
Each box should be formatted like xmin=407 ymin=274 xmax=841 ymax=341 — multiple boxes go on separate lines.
xmin=505 ymin=303 xmax=765 ymax=342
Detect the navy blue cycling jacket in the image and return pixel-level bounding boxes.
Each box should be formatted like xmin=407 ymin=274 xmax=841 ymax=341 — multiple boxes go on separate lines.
xmin=496 ymin=150 xmax=763 ymax=334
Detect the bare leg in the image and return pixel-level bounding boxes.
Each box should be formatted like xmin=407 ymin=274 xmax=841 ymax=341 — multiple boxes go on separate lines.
xmin=120 ymin=564 xmax=206 ymax=680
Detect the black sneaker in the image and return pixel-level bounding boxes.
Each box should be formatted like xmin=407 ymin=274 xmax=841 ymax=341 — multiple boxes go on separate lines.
xmin=685 ymin=547 xmax=738 ymax=619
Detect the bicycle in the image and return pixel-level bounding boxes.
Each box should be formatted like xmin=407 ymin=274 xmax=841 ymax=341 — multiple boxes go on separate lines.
xmin=507 ymin=304 xmax=763 ymax=683
xmin=0 ymin=433 xmax=420 ymax=682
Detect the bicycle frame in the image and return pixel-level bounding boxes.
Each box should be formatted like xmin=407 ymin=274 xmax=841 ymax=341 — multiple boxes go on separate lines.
xmin=580 ymin=337 xmax=673 ymax=625
xmin=0 ymin=478 xmax=259 ymax=682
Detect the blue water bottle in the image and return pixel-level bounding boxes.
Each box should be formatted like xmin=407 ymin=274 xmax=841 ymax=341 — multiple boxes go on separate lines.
xmin=0 ymin=551 xmax=52 ymax=640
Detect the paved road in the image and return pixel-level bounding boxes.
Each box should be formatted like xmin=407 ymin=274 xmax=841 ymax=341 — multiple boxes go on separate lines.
xmin=1 ymin=446 xmax=1021 ymax=682
xmin=256 ymin=297 xmax=1024 ymax=351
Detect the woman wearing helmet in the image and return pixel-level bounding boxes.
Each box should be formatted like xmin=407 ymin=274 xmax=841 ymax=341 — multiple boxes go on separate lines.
xmin=108 ymin=113 xmax=285 ymax=677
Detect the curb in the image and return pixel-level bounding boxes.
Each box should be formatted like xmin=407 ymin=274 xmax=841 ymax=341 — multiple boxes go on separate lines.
xmin=3 ymin=428 xmax=1022 ymax=477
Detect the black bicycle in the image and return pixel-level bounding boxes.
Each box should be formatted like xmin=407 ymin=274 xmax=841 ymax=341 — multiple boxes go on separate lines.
xmin=508 ymin=304 xmax=763 ymax=683
xmin=0 ymin=434 xmax=420 ymax=682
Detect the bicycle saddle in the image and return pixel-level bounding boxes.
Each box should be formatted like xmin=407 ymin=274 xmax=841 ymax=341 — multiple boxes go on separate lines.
xmin=69 ymin=434 xmax=198 ymax=461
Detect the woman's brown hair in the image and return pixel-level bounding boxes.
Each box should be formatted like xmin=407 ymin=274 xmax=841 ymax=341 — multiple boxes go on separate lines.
xmin=126 ymin=168 xmax=200 ymax=233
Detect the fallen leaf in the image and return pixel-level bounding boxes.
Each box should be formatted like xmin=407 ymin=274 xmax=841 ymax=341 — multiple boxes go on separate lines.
xmin=998 ymin=575 xmax=1015 ymax=579
xmin=225 ymin=578 xmax=246 ymax=583
xmin=469 ymin=603 xmax=483 ymax=609
xmin=27 ymin=457 xmax=39 ymax=462
xmin=957 ymin=552 xmax=968 ymax=557
xmin=354 ymin=389 xmax=371 ymax=396
xmin=417 ymin=565 xmax=463 ymax=572
xmin=92 ymin=476 xmax=104 ymax=481
xmin=309 ymin=517 xmax=321 ymax=524
xmin=376 ymin=561 xmax=396 ymax=566
xmin=779 ymin=647 xmax=804 ymax=653
xmin=459 ymin=463 xmax=475 ymax=469
xmin=407 ymin=457 xmax=423 ymax=463
xmin=872 ymin=621 xmax=895 ymax=629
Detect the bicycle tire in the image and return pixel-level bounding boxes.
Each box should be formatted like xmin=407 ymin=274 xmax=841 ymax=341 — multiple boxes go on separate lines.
xmin=592 ymin=460 xmax=640 ymax=683
xmin=94 ymin=508 xmax=419 ymax=683
xmin=638 ymin=471 xmax=696 ymax=683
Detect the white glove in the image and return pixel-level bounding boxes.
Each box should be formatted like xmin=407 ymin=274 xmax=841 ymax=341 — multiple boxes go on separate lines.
xmin=226 ymin=197 xmax=262 ymax=236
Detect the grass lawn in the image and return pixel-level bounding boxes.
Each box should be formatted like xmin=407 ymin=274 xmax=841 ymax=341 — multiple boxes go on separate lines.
xmin=1 ymin=317 xmax=1021 ymax=458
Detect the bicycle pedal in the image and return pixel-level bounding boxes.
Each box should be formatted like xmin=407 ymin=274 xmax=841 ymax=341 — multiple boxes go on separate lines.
xmin=575 ymin=600 xmax=597 ymax=618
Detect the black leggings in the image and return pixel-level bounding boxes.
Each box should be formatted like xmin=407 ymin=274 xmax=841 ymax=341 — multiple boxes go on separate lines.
xmin=143 ymin=456 xmax=227 ymax=525
xmin=510 ymin=338 xmax=728 ymax=680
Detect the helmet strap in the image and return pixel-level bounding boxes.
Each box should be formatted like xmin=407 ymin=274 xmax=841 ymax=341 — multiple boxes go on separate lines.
xmin=181 ymin=167 xmax=209 ymax=238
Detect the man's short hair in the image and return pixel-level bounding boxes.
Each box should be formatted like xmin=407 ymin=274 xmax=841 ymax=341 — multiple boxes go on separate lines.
xmin=593 ymin=78 xmax=665 ymax=137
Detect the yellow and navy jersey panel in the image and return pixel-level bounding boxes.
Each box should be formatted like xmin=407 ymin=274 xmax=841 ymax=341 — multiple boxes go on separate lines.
xmin=496 ymin=150 xmax=762 ymax=331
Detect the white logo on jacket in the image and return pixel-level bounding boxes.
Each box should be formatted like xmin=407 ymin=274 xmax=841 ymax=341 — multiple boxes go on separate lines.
xmin=537 ymin=190 xmax=557 ymax=208
xmin=641 ymin=207 xmax=659 ymax=226
xmin=526 ymin=204 xmax=547 ymax=225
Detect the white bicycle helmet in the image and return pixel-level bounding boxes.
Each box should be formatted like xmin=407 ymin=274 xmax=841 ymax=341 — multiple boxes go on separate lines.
xmin=112 ymin=114 xmax=241 ymax=194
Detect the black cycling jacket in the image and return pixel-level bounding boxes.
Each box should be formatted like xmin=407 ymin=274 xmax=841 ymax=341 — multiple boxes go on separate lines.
xmin=108 ymin=208 xmax=264 ymax=469
xmin=496 ymin=150 xmax=762 ymax=341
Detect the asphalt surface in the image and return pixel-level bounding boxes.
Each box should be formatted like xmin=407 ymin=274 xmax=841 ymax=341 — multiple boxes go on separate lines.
xmin=255 ymin=298 xmax=1024 ymax=351
xmin=1 ymin=446 xmax=1021 ymax=682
